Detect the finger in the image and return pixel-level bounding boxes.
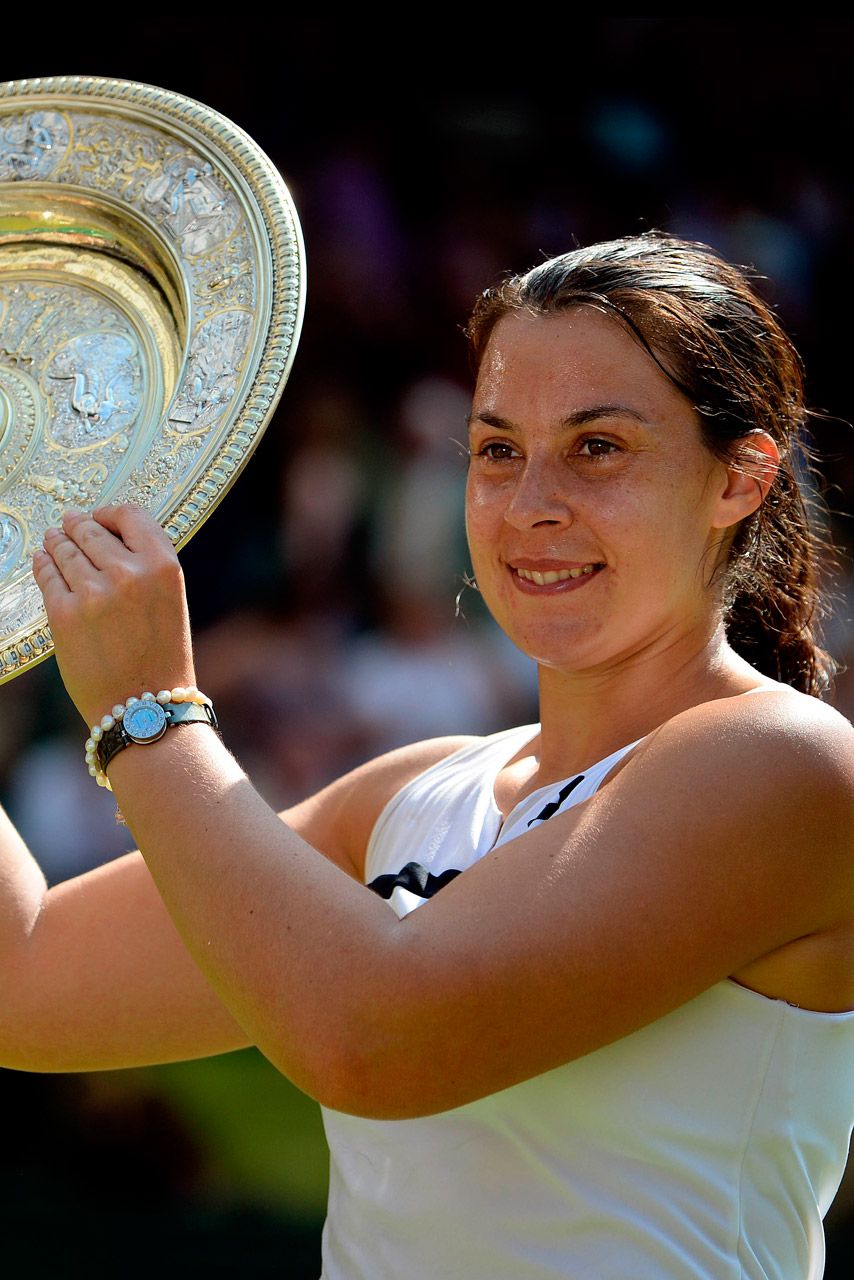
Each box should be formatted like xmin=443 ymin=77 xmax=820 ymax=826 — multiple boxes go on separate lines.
xmin=41 ymin=526 xmax=99 ymax=591
xmin=61 ymin=508 xmax=133 ymax=572
xmin=92 ymin=505 xmax=176 ymax=558
xmin=32 ymin=547 xmax=71 ymax=604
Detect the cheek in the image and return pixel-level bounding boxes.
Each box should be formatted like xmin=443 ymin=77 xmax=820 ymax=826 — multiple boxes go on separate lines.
xmin=615 ymin=462 xmax=711 ymax=535
xmin=595 ymin=473 xmax=716 ymax=594
xmin=586 ymin=480 xmax=652 ymax=551
xmin=464 ymin=478 xmax=500 ymax=557
xmin=463 ymin=478 xmax=477 ymax=557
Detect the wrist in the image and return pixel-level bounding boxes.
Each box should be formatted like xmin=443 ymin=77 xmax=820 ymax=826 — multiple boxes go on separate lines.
xmin=84 ymin=686 xmax=218 ymax=791
xmin=80 ymin=674 xmax=198 ymax=733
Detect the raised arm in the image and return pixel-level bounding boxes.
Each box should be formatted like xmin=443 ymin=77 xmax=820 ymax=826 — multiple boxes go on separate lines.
xmin=0 ymin=728 xmax=471 ymax=1073
xmin=31 ymin=506 xmax=854 ymax=1117
xmin=69 ymin=689 xmax=854 ymax=1114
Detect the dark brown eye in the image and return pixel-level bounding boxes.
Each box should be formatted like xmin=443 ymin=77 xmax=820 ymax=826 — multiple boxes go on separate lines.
xmin=579 ymin=438 xmax=618 ymax=458
xmin=478 ymin=442 xmax=520 ymax=461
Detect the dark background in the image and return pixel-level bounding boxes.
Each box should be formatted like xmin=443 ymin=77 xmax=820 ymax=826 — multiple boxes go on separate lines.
xmin=0 ymin=20 xmax=852 ymax=1276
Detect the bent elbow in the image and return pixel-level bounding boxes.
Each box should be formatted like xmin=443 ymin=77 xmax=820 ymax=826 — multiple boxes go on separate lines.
xmin=267 ymin=1018 xmax=452 ymax=1120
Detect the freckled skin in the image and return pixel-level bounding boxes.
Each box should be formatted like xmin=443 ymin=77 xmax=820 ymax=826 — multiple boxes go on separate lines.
xmin=20 ymin=296 xmax=853 ymax=1099
xmin=466 ymin=308 xmax=737 ymax=677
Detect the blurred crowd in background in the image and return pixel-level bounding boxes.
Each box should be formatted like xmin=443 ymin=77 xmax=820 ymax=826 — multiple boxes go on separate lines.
xmin=1 ymin=19 xmax=853 ymax=1276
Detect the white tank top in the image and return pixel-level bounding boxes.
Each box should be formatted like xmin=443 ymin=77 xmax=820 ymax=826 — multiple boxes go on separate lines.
xmin=320 ymin=725 xmax=854 ymax=1279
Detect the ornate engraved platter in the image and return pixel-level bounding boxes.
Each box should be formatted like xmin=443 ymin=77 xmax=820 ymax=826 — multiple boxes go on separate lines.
xmin=0 ymin=76 xmax=305 ymax=683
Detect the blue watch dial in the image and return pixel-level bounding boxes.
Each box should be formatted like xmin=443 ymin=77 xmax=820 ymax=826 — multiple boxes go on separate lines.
xmin=123 ymin=701 xmax=168 ymax=744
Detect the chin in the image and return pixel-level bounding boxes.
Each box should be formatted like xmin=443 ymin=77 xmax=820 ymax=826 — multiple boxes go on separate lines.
xmin=484 ymin=592 xmax=613 ymax=672
xmin=505 ymin=626 xmax=604 ymax=673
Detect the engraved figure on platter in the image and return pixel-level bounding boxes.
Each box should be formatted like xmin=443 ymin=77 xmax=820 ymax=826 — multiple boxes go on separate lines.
xmin=0 ymin=112 xmax=67 ymax=180
xmin=143 ymin=158 xmax=235 ymax=256
xmin=169 ymin=310 xmax=251 ymax=432
xmin=0 ymin=512 xmax=25 ymax=583
xmin=46 ymin=333 xmax=140 ymax=449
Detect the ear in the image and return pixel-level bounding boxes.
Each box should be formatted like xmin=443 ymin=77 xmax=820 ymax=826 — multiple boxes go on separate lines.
xmin=710 ymin=431 xmax=780 ymax=529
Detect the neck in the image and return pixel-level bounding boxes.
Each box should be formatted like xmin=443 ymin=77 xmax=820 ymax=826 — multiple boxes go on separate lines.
xmin=533 ymin=620 xmax=764 ymax=780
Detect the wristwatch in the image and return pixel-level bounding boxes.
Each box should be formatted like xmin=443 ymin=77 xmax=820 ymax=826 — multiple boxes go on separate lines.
xmin=97 ymin=699 xmax=220 ymax=775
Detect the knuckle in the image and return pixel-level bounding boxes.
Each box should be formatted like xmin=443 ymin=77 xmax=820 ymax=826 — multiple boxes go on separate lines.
xmin=153 ymin=548 xmax=183 ymax=581
xmin=79 ymin=578 xmax=107 ymax=611
xmin=107 ymin=560 xmax=137 ymax=593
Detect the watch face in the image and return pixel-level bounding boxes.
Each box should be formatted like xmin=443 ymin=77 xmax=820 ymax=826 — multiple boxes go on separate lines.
xmin=123 ymin=701 xmax=168 ymax=744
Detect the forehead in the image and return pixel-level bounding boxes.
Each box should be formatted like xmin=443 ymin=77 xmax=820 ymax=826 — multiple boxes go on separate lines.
xmin=473 ymin=307 xmax=696 ymax=428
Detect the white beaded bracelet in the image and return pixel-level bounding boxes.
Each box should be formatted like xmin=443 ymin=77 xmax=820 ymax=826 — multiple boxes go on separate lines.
xmin=85 ymin=686 xmax=214 ymax=792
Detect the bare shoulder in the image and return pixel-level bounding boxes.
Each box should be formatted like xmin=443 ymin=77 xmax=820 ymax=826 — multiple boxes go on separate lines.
xmin=641 ymin=683 xmax=853 ymax=792
xmin=601 ymin=683 xmax=854 ymax=925
xmin=376 ymin=688 xmax=851 ymax=1105
xmin=279 ymin=735 xmax=479 ymax=879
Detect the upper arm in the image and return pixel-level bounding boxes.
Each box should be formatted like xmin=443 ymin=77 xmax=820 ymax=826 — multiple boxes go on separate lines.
xmin=345 ymin=698 xmax=854 ymax=1115
xmin=3 ymin=850 xmax=252 ymax=1071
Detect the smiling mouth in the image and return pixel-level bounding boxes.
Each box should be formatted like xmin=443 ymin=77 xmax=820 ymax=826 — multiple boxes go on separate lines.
xmin=514 ymin=563 xmax=604 ymax=586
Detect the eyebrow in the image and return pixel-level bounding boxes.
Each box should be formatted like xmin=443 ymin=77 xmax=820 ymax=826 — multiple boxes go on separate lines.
xmin=467 ymin=404 xmax=651 ymax=431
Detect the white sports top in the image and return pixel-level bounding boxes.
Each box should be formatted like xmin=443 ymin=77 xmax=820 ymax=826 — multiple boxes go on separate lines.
xmin=320 ymin=724 xmax=854 ymax=1279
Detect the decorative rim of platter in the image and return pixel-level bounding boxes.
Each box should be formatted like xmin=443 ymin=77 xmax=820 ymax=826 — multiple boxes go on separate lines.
xmin=0 ymin=74 xmax=305 ymax=683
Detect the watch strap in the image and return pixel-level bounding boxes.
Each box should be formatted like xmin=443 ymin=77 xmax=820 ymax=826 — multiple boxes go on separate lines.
xmin=98 ymin=700 xmax=220 ymax=774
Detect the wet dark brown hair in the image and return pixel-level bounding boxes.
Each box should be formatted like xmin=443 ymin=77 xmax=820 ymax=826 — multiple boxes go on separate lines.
xmin=465 ymin=233 xmax=836 ymax=696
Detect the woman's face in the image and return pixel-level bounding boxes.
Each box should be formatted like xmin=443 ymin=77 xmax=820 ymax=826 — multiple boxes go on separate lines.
xmin=465 ymin=307 xmax=739 ymax=675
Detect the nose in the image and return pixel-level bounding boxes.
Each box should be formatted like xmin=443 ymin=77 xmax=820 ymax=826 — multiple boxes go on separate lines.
xmin=503 ymin=456 xmax=574 ymax=531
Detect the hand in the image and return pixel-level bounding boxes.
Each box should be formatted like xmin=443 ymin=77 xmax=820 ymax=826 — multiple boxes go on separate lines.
xmin=33 ymin=506 xmax=197 ymax=728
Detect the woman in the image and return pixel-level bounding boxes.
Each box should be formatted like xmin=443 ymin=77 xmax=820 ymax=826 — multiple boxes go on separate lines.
xmin=2 ymin=233 xmax=853 ymax=1278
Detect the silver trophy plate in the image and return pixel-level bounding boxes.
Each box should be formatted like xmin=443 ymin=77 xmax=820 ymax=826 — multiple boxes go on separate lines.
xmin=0 ymin=75 xmax=305 ymax=684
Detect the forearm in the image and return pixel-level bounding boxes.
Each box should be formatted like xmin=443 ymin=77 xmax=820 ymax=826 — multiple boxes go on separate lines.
xmin=29 ymin=506 xmax=414 ymax=1100
xmin=106 ymin=726 xmax=400 ymax=1107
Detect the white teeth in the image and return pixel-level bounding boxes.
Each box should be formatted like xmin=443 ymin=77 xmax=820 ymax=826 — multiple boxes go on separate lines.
xmin=516 ymin=564 xmax=601 ymax=584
